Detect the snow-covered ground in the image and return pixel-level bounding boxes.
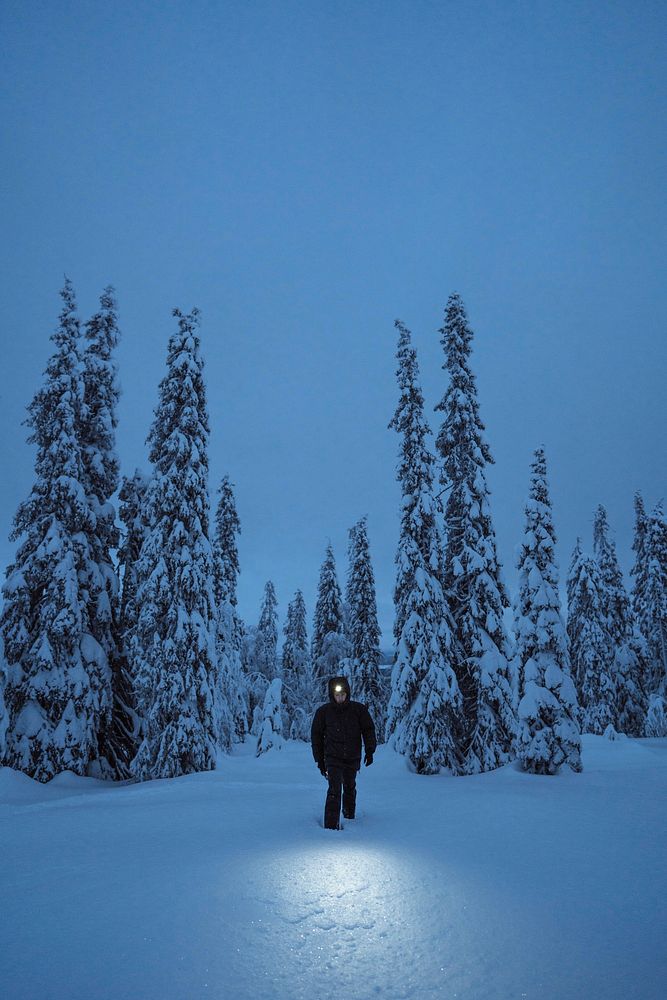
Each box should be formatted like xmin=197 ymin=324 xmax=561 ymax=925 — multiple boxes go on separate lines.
xmin=1 ymin=736 xmax=666 ymax=1000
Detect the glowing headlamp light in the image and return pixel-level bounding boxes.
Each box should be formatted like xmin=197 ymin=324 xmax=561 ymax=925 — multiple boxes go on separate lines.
xmin=334 ymin=685 xmax=343 ymax=693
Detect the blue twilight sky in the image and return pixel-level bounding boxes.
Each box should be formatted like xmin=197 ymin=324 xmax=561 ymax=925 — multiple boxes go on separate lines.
xmin=1 ymin=0 xmax=665 ymax=645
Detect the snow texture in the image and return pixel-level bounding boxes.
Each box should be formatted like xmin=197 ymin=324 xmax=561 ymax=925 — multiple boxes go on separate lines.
xmin=1 ymin=736 xmax=665 ymax=1000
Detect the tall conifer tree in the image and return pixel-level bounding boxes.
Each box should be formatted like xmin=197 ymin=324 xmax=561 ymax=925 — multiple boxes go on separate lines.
xmin=346 ymin=517 xmax=385 ymax=737
xmin=246 ymin=581 xmax=279 ymax=734
xmin=256 ymin=581 xmax=279 ymax=682
xmin=0 ymin=652 xmax=7 ymax=761
xmin=311 ymin=544 xmax=348 ymax=697
xmin=80 ymin=287 xmax=126 ymax=776
xmin=242 ymin=622 xmax=262 ymax=734
xmin=282 ymin=589 xmax=313 ymax=739
xmin=386 ymin=321 xmax=463 ymax=774
xmin=1 ymin=281 xmax=112 ymax=780
xmin=630 ymin=493 xmax=648 ymax=623
xmin=593 ymin=505 xmax=632 ymax=650
xmin=212 ymin=476 xmax=246 ymax=744
xmin=434 ymin=293 xmax=515 ymax=773
xmin=593 ymin=505 xmax=647 ymax=735
xmin=118 ymin=471 xmax=149 ymax=632
xmin=130 ymin=308 xmax=218 ymax=779
xmin=514 ymin=448 xmax=581 ymax=773
xmin=114 ymin=468 xmax=149 ymax=769
xmin=567 ymin=546 xmax=616 ymax=733
xmin=213 ymin=476 xmax=241 ymax=609
xmin=566 ymin=538 xmax=582 ymax=597
xmin=634 ymin=502 xmax=667 ymax=692
xmin=643 ymin=505 xmax=667 ymax=739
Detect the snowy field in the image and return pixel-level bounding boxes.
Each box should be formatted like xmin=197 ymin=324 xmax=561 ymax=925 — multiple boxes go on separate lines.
xmin=1 ymin=736 xmax=666 ymax=1000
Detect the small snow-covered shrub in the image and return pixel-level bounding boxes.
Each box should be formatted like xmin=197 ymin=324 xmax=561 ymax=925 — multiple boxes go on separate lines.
xmin=256 ymin=678 xmax=284 ymax=756
xmin=603 ymin=724 xmax=626 ymax=741
xmin=644 ymin=694 xmax=667 ymax=737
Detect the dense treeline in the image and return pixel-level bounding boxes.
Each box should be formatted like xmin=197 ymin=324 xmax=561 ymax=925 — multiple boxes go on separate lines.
xmin=0 ymin=283 xmax=664 ymax=782
xmin=386 ymin=295 xmax=665 ymax=775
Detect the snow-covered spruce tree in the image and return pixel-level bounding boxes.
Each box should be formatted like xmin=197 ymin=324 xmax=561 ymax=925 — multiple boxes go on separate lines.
xmin=213 ymin=476 xmax=241 ymax=606
xmin=1 ymin=280 xmax=112 ymax=781
xmin=245 ymin=582 xmax=279 ymax=735
xmin=634 ymin=502 xmax=667 ymax=693
xmin=282 ymin=589 xmax=313 ymax=740
xmin=593 ymin=505 xmax=631 ymax=648
xmin=630 ymin=492 xmax=648 ymax=623
xmin=630 ymin=493 xmax=667 ymax=716
xmin=311 ymin=543 xmax=349 ymax=700
xmin=593 ymin=505 xmax=647 ymax=736
xmin=241 ymin=624 xmax=265 ymax=735
xmin=343 ymin=522 xmax=361 ymax=688
xmin=255 ymin=581 xmax=279 ymax=682
xmin=567 ymin=545 xmax=616 ymax=734
xmin=346 ymin=517 xmax=386 ymax=738
xmin=256 ymin=678 xmax=284 ymax=755
xmin=387 ymin=326 xmax=438 ymax=658
xmin=212 ymin=476 xmax=247 ymax=745
xmin=130 ymin=308 xmax=218 ymax=780
xmin=114 ymin=468 xmax=150 ymax=769
xmin=648 ymin=501 xmax=667 ymax=685
xmin=386 ymin=320 xmax=463 ymax=774
xmin=614 ymin=632 xmax=649 ymax=737
xmin=434 ymin=293 xmax=515 ymax=773
xmin=118 ymin=471 xmax=149 ymax=629
xmin=645 ymin=692 xmax=667 ymax=737
xmin=0 ymin=636 xmax=8 ymax=759
xmin=514 ymin=448 xmax=581 ymax=773
xmin=80 ymin=286 xmax=128 ymax=777
xmin=565 ymin=538 xmax=584 ymax=701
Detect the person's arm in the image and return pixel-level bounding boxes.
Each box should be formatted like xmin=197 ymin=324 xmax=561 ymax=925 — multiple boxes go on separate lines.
xmin=311 ymin=707 xmax=325 ymax=764
xmin=360 ymin=705 xmax=377 ymax=761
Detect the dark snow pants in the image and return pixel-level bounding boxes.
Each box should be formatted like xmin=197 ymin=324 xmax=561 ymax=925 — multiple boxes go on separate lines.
xmin=324 ymin=760 xmax=357 ymax=829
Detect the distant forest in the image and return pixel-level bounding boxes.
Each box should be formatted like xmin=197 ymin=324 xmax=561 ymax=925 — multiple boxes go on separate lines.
xmin=1 ymin=283 xmax=665 ymax=782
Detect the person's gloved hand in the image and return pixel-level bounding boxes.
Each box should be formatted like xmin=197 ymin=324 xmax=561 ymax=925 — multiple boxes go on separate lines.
xmin=317 ymin=760 xmax=327 ymax=777
xmin=364 ymin=752 xmax=374 ymax=767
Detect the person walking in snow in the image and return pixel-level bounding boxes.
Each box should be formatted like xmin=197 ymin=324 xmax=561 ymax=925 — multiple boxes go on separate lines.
xmin=311 ymin=676 xmax=377 ymax=829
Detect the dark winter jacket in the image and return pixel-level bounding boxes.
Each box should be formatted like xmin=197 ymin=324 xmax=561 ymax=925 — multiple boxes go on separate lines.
xmin=311 ymin=676 xmax=377 ymax=771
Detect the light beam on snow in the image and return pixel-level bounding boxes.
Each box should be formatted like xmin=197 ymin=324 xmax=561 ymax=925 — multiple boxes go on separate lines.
xmin=235 ymin=842 xmax=437 ymax=996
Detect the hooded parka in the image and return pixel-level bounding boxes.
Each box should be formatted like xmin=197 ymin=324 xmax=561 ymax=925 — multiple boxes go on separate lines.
xmin=311 ymin=676 xmax=377 ymax=770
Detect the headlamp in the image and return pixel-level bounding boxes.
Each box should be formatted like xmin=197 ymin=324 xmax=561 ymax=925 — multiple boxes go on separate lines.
xmin=334 ymin=684 xmax=343 ymax=693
